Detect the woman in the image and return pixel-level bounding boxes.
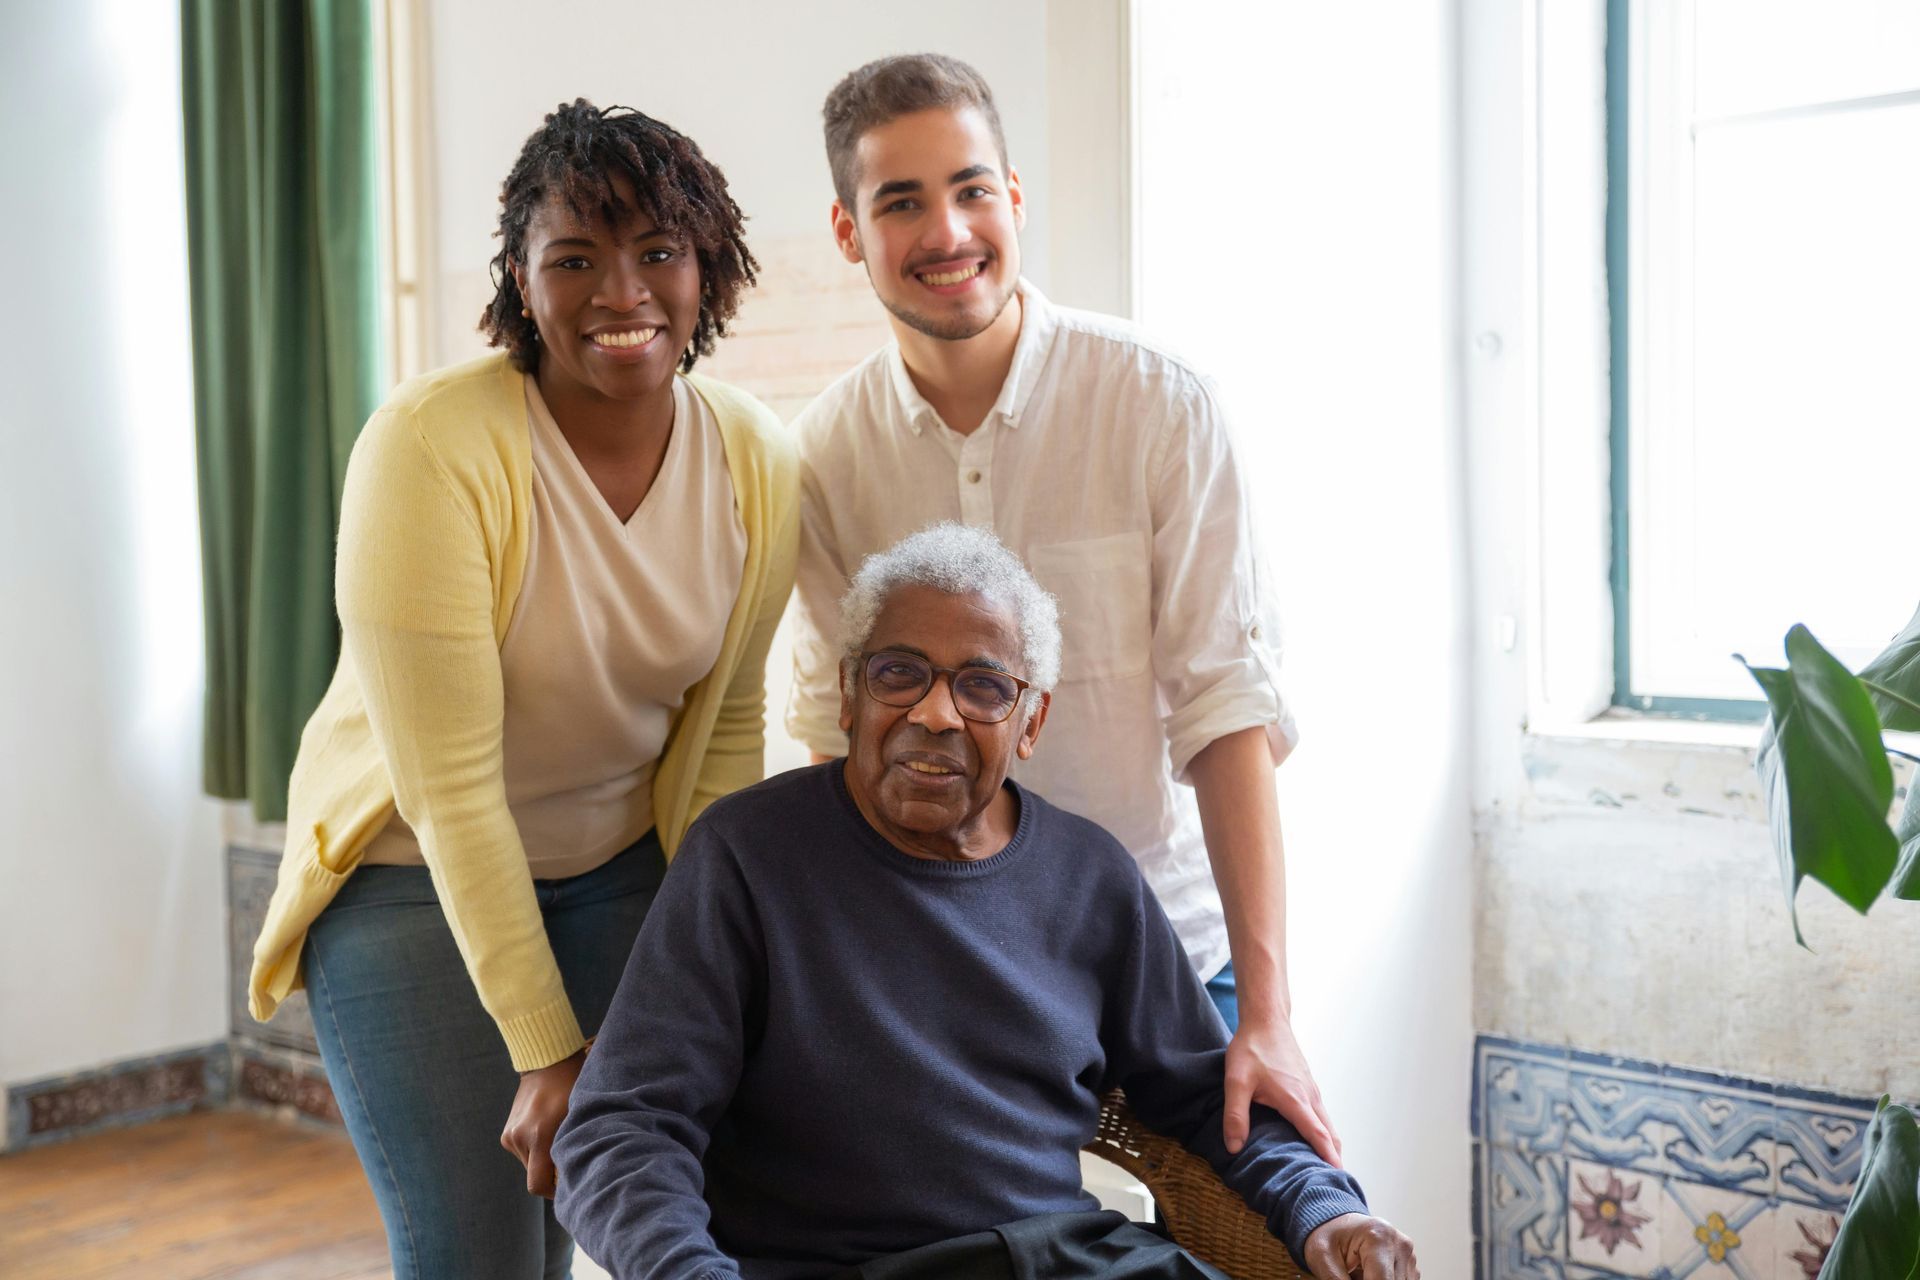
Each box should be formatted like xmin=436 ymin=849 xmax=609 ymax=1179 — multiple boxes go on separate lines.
xmin=246 ymin=100 xmax=796 ymax=1279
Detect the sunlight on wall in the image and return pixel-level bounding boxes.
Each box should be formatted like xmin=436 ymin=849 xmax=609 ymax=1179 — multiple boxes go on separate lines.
xmin=1135 ymin=2 xmax=1472 ymax=1269
xmin=98 ymin=0 xmax=204 ymax=770
xmin=0 ymin=0 xmax=223 ymax=1088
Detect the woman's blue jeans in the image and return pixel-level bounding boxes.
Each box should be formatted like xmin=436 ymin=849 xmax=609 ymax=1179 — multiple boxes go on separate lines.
xmin=303 ymin=831 xmax=665 ymax=1280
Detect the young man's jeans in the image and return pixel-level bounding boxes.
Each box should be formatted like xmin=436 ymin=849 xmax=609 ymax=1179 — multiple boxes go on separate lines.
xmin=303 ymin=832 xmax=665 ymax=1280
xmin=1205 ymin=961 xmax=1239 ymax=1031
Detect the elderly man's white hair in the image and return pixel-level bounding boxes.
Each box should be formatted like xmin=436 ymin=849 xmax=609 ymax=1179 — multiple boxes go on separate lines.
xmin=839 ymin=522 xmax=1062 ymax=696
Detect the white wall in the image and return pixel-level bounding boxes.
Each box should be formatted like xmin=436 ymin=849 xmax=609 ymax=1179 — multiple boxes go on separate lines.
xmin=420 ymin=0 xmax=1070 ymax=372
xmin=418 ymin=0 xmax=1127 ymax=777
xmin=1136 ymin=2 xmax=1474 ymax=1274
xmin=0 ymin=1 xmax=224 ymax=1103
xmin=1475 ymin=738 xmax=1920 ymax=1097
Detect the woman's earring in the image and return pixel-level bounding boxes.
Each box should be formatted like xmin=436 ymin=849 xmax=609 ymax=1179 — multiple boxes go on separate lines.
xmin=521 ymin=307 xmax=532 ymax=318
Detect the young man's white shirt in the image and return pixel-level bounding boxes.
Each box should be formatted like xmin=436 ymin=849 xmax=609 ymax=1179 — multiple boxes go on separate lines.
xmin=787 ymin=281 xmax=1294 ymax=979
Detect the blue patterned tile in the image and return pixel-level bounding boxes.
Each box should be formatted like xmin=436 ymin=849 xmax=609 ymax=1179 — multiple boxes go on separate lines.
xmin=1483 ymin=1045 xmax=1573 ymax=1155
xmin=1773 ymin=1097 xmax=1873 ymax=1209
xmin=1489 ymin=1243 xmax=1566 ymax=1280
xmin=1655 ymin=1179 xmax=1773 ymax=1280
xmin=1495 ymin=1246 xmax=1571 ymax=1280
xmin=1473 ymin=1038 xmax=1884 ymax=1280
xmin=1563 ymin=1066 xmax=1679 ymax=1177
xmin=1487 ymin=1144 xmax=1568 ymax=1254
xmin=1659 ymin=1067 xmax=1777 ymax=1196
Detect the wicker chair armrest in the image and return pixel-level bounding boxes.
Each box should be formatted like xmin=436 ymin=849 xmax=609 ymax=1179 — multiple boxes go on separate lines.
xmin=1083 ymin=1090 xmax=1307 ymax=1280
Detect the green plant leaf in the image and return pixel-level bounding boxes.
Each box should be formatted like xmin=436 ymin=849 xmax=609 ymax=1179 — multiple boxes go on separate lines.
xmin=1744 ymin=625 xmax=1899 ymax=941
xmin=1860 ymin=601 xmax=1920 ymax=732
xmin=1819 ymin=1096 xmax=1920 ymax=1280
xmin=1894 ymin=780 xmax=1920 ymax=901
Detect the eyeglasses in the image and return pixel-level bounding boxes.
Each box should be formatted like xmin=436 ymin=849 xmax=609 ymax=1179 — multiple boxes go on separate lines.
xmin=861 ymin=650 xmax=1031 ymax=724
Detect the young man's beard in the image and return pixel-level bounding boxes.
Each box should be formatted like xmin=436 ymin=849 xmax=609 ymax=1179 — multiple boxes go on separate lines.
xmin=872 ymin=264 xmax=1019 ymax=342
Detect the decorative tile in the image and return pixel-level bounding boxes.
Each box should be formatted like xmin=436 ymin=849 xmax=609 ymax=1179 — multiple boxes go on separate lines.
xmin=1656 ymin=1179 xmax=1773 ymax=1279
xmin=1772 ymin=1096 xmax=1869 ymax=1209
xmin=1482 ymin=1045 xmax=1573 ymax=1155
xmin=1566 ymin=1158 xmax=1660 ymax=1276
xmin=1487 ymin=1145 xmax=1567 ymax=1263
xmin=1661 ymin=1067 xmax=1777 ymax=1197
xmin=228 ymin=844 xmax=320 ymax=1055
xmin=1474 ymin=1038 xmax=1883 ymax=1280
xmin=1774 ymin=1205 xmax=1841 ymax=1280
xmin=1495 ymin=1245 xmax=1569 ymax=1280
xmin=5 ymin=1043 xmax=229 ymax=1149
xmin=1564 ymin=1063 xmax=1678 ymax=1177
xmin=234 ymin=1048 xmax=341 ymax=1126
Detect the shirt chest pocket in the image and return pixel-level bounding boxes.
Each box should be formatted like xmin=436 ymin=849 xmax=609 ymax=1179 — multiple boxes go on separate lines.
xmin=1028 ymin=532 xmax=1153 ymax=684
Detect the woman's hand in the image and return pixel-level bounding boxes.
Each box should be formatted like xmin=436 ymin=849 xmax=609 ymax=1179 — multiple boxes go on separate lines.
xmin=500 ymin=1048 xmax=587 ymax=1198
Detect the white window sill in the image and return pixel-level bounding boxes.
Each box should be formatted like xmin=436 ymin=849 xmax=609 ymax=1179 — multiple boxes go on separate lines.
xmin=1531 ymin=710 xmax=1919 ymax=755
xmin=1528 ymin=709 xmax=1763 ymax=752
xmin=1512 ymin=711 xmax=1914 ymax=825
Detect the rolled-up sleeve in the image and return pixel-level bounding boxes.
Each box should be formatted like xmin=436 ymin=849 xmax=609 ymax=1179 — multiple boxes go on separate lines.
xmin=785 ymin=428 xmax=853 ymax=758
xmin=1147 ymin=376 xmax=1298 ymax=782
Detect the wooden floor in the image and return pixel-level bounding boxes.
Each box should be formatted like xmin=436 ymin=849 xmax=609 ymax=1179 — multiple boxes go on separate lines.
xmin=0 ymin=1111 xmax=390 ymax=1280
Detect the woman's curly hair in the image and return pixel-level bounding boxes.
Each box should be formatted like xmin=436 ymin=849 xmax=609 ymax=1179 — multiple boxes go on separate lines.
xmin=480 ymin=99 xmax=757 ymax=373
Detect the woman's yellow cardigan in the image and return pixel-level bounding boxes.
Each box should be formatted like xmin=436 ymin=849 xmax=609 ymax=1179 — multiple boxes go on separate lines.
xmin=248 ymin=352 xmax=798 ymax=1071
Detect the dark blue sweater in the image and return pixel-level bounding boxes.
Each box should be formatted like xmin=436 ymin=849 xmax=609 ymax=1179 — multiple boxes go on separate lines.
xmin=553 ymin=763 xmax=1366 ymax=1279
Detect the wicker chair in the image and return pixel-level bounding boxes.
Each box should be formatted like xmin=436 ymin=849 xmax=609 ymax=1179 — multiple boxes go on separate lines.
xmin=1083 ymin=1090 xmax=1307 ymax=1280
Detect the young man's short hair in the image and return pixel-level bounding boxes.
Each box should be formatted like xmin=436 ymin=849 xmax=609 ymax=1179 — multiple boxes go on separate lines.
xmin=821 ymin=53 xmax=1010 ymax=212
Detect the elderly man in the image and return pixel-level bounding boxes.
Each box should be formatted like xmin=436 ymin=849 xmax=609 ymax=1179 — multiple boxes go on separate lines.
xmin=554 ymin=526 xmax=1417 ymax=1280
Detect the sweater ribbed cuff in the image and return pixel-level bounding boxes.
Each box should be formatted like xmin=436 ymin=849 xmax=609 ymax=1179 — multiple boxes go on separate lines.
xmin=499 ymin=997 xmax=586 ymax=1072
xmin=1284 ymin=1189 xmax=1372 ymax=1266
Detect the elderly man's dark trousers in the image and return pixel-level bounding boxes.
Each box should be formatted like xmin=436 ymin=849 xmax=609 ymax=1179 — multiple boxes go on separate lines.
xmin=837 ymin=1210 xmax=1229 ymax=1280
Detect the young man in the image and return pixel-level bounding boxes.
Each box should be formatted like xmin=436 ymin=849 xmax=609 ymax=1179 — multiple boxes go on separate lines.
xmin=786 ymin=54 xmax=1340 ymax=1163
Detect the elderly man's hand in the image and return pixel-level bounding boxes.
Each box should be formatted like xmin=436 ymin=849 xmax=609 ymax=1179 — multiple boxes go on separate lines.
xmin=1222 ymin=1012 xmax=1341 ymax=1164
xmin=1302 ymin=1213 xmax=1419 ymax=1279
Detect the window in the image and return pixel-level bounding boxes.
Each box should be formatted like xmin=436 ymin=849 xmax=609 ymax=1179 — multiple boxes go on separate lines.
xmin=375 ymin=0 xmax=434 ymax=383
xmin=1612 ymin=0 xmax=1920 ymax=715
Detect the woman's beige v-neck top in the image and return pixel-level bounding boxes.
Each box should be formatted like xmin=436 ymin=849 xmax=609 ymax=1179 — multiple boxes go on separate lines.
xmin=364 ymin=376 xmax=747 ymax=878
xmin=249 ymin=352 xmax=799 ymax=1073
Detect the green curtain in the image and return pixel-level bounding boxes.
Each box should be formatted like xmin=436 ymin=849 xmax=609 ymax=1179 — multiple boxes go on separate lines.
xmin=182 ymin=0 xmax=385 ymax=820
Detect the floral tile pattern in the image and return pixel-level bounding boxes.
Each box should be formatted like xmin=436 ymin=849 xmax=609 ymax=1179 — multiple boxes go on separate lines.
xmin=1473 ymin=1036 xmax=1882 ymax=1280
xmin=1779 ymin=1209 xmax=1841 ymax=1280
xmin=1567 ymin=1158 xmax=1659 ymax=1274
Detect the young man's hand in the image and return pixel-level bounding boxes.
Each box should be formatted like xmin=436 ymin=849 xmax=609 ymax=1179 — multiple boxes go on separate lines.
xmin=1302 ymin=1213 xmax=1419 ymax=1279
xmin=1223 ymin=1012 xmax=1341 ymax=1165
xmin=500 ymin=1048 xmax=587 ymax=1198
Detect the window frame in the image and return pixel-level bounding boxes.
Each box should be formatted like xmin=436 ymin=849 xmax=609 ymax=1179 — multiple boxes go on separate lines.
xmin=1605 ymin=0 xmax=1769 ymax=723
xmin=373 ymin=0 xmax=435 ymax=385
xmin=1606 ymin=0 xmax=1920 ymax=721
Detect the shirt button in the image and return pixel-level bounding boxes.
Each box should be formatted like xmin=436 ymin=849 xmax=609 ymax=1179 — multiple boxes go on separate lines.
xmin=966 ymin=470 xmax=983 ymax=484
xmin=1249 ymin=624 xmax=1263 ymax=640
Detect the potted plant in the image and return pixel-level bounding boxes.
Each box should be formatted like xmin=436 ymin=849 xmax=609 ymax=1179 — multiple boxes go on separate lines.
xmin=1742 ymin=605 xmax=1920 ymax=1278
